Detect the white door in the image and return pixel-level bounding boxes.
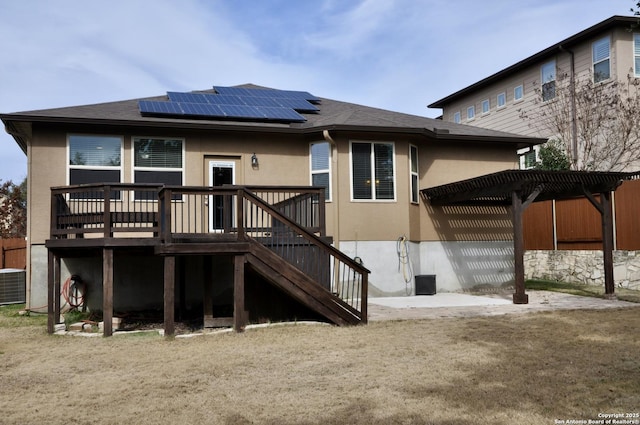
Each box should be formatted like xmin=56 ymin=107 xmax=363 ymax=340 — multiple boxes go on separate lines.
xmin=208 ymin=161 xmax=235 ymax=232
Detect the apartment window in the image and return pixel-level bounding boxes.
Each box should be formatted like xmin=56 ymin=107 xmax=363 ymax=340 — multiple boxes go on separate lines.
xmin=593 ymin=36 xmax=611 ymax=83
xmin=481 ymin=99 xmax=490 ymax=114
xmin=514 ymin=85 xmax=524 ymax=102
xmin=68 ymin=135 xmax=122 ymax=198
xmin=453 ymin=111 xmax=461 ymax=123
xmin=497 ymin=92 xmax=506 ymax=108
xmin=133 ymin=137 xmax=184 ymax=200
xmin=409 ymin=145 xmax=419 ymax=204
xmin=634 ymin=34 xmax=640 ymax=77
xmin=310 ymin=142 xmax=331 ymax=201
xmin=351 ymin=141 xmax=395 ymax=201
xmin=467 ymin=105 xmax=475 ymax=121
xmin=541 ymin=61 xmax=556 ymax=101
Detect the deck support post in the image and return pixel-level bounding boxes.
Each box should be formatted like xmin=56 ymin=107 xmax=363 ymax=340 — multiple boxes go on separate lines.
xmin=47 ymin=251 xmax=61 ymax=334
xmin=233 ymin=254 xmax=247 ymax=332
xmin=102 ymin=248 xmax=114 ymax=336
xmin=164 ymin=255 xmax=176 ymax=337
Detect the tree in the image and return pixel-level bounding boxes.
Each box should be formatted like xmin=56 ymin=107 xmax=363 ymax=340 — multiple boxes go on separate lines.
xmin=534 ymin=138 xmax=571 ymax=170
xmin=0 ymin=178 xmax=27 ymax=238
xmin=520 ymin=69 xmax=640 ymax=171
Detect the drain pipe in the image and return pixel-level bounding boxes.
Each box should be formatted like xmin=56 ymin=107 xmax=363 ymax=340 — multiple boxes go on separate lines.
xmin=322 ymin=130 xmax=340 ymax=250
xmin=559 ymin=45 xmax=578 ymax=168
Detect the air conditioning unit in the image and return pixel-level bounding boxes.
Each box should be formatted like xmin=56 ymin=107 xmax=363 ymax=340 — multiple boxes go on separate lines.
xmin=0 ymin=268 xmax=26 ymax=305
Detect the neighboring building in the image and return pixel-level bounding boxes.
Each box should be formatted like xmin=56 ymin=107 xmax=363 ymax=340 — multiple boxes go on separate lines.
xmin=428 ymin=15 xmax=640 ymax=169
xmin=1 ymin=84 xmax=541 ymax=332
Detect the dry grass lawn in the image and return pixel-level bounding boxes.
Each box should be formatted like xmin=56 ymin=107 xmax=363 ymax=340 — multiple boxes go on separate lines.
xmin=1 ymin=305 xmax=639 ymax=425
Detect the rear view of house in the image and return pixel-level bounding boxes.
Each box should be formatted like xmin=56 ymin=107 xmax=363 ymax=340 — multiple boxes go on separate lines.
xmin=1 ymin=84 xmax=541 ymax=334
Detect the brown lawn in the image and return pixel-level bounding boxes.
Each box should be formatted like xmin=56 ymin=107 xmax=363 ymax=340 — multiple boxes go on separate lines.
xmin=1 ymin=305 xmax=639 ymax=425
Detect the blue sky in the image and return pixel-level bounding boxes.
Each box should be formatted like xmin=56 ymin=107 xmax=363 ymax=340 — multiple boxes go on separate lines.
xmin=0 ymin=0 xmax=632 ymax=183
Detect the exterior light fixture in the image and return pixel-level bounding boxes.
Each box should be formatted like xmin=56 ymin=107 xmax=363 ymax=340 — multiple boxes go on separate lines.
xmin=251 ymin=153 xmax=259 ymax=168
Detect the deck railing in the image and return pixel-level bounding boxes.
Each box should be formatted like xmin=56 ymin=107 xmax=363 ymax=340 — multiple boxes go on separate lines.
xmin=49 ymin=184 xmax=367 ymax=321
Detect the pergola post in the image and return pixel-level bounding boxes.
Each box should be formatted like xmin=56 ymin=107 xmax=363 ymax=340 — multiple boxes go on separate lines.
xmin=512 ymin=191 xmax=529 ymax=304
xmin=601 ymin=191 xmax=615 ymax=297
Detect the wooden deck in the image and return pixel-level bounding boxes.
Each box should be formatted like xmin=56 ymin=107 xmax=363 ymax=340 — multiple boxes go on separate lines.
xmin=46 ymin=184 xmax=368 ymax=336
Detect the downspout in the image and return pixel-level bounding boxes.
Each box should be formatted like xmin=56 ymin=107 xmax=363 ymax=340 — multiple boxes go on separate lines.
xmin=322 ymin=130 xmax=340 ymax=249
xmin=559 ymin=45 xmax=578 ymax=168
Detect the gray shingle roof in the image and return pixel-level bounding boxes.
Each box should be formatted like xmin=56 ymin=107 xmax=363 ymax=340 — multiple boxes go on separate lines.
xmin=2 ymin=85 xmax=545 ymax=149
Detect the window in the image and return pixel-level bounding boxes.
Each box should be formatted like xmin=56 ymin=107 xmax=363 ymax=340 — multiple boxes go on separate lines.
xmin=351 ymin=141 xmax=395 ymax=201
xmin=467 ymin=105 xmax=475 ymax=121
xmin=310 ymin=142 xmax=331 ymax=201
xmin=497 ymin=92 xmax=506 ymax=108
xmin=481 ymin=99 xmax=490 ymax=114
xmin=541 ymin=61 xmax=556 ymax=101
xmin=634 ymin=34 xmax=640 ymax=77
xmin=453 ymin=111 xmax=461 ymax=123
xmin=133 ymin=137 xmax=184 ymax=200
xmin=68 ymin=135 xmax=122 ymax=198
xmin=593 ymin=36 xmax=610 ymax=83
xmin=514 ymin=85 xmax=524 ymax=102
xmin=409 ymin=145 xmax=419 ymax=204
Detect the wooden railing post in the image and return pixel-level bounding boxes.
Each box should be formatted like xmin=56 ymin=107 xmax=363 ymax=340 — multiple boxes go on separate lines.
xmin=237 ymin=189 xmax=245 ymax=240
xmin=161 ymin=189 xmax=173 ymax=243
xmin=317 ymin=189 xmax=326 ymax=237
xmin=103 ymin=185 xmax=112 ymax=238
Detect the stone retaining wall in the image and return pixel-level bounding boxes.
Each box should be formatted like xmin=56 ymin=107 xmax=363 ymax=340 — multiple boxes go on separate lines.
xmin=524 ymin=250 xmax=640 ymax=290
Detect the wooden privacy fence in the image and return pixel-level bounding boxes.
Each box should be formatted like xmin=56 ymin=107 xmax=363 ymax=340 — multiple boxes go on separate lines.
xmin=524 ymin=179 xmax=640 ymax=250
xmin=0 ymin=238 xmax=26 ymax=269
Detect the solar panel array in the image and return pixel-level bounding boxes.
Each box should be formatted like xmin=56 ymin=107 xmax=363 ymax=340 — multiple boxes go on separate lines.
xmin=138 ymin=86 xmax=320 ymax=122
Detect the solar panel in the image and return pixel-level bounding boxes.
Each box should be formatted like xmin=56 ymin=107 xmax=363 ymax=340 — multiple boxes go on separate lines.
xmin=139 ymin=87 xmax=319 ymax=122
xmin=214 ymin=86 xmax=320 ymax=103
xmin=139 ymin=100 xmax=184 ymax=115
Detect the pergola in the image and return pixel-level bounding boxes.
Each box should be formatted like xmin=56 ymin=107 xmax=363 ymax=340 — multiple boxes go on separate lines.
xmin=421 ymin=170 xmax=640 ymax=304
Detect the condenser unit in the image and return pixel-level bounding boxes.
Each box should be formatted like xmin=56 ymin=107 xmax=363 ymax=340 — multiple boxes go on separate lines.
xmin=0 ymin=268 xmax=26 ymax=305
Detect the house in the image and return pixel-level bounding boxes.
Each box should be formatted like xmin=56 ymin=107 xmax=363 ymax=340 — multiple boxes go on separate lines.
xmin=428 ymin=16 xmax=640 ymax=290
xmin=428 ymin=15 xmax=640 ymax=170
xmin=1 ymin=84 xmax=543 ymax=335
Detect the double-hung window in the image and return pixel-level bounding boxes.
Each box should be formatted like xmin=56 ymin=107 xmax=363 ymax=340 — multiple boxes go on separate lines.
xmin=453 ymin=111 xmax=461 ymax=123
xmin=467 ymin=105 xmax=475 ymax=121
xmin=635 ymin=34 xmax=640 ymax=77
xmin=514 ymin=85 xmax=524 ymax=102
xmin=541 ymin=61 xmax=556 ymax=101
xmin=409 ymin=145 xmax=419 ymax=204
xmin=133 ymin=137 xmax=184 ymax=200
xmin=497 ymin=92 xmax=506 ymax=108
xmin=351 ymin=141 xmax=395 ymax=201
xmin=593 ymin=36 xmax=611 ymax=83
xmin=68 ymin=135 xmax=122 ymax=198
xmin=310 ymin=142 xmax=331 ymax=201
xmin=481 ymin=99 xmax=490 ymax=114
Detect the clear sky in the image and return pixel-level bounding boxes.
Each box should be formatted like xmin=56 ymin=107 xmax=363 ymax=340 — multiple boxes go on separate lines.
xmin=0 ymin=0 xmax=632 ymax=183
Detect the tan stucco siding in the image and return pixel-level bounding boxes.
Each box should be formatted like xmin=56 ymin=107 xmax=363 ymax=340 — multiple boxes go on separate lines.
xmin=419 ymin=142 xmax=518 ymax=241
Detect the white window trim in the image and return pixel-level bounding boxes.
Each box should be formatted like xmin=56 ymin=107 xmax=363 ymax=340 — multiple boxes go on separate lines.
xmin=409 ymin=144 xmax=419 ymax=204
xmin=67 ymin=133 xmax=124 ymax=186
xmin=514 ymin=85 xmax=524 ymax=103
xmin=592 ymin=36 xmax=611 ymax=83
xmin=309 ymin=141 xmax=332 ymax=202
xmin=131 ymin=136 xmax=186 ymax=201
xmin=453 ymin=111 xmax=461 ymax=123
xmin=349 ymin=140 xmax=397 ymax=202
xmin=497 ymin=92 xmax=506 ymax=109
xmin=481 ymin=99 xmax=490 ymax=115
xmin=541 ymin=60 xmax=556 ymax=102
xmin=467 ymin=105 xmax=475 ymax=121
